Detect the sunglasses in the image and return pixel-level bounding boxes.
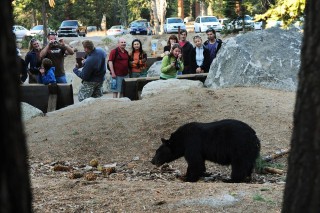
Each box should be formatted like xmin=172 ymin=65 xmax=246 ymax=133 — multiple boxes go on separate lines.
xmin=30 ymin=38 xmax=37 ymax=43
xmin=48 ymin=31 xmax=57 ymax=36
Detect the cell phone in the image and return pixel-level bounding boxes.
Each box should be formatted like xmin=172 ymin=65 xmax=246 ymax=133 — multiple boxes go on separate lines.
xmin=76 ymin=52 xmax=86 ymax=68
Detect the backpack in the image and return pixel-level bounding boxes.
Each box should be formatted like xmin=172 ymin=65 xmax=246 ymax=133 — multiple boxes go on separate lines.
xmin=107 ymin=47 xmax=129 ymax=71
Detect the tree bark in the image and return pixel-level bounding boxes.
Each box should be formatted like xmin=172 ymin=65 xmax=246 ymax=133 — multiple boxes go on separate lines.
xmin=177 ymin=0 xmax=184 ymax=19
xmin=151 ymin=0 xmax=160 ymax=34
xmin=282 ymin=1 xmax=320 ymax=212
xmin=0 ymin=1 xmax=32 ymax=213
xmin=42 ymin=0 xmax=48 ymax=46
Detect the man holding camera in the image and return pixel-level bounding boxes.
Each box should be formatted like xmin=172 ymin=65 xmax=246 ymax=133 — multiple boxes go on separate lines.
xmin=40 ymin=32 xmax=74 ymax=83
xmin=73 ymin=40 xmax=106 ymax=102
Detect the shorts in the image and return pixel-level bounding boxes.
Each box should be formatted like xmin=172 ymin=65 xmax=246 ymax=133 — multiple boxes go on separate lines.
xmin=110 ymin=75 xmax=129 ymax=93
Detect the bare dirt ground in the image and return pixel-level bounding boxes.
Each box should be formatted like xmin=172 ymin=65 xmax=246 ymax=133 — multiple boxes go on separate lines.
xmin=24 ymin=31 xmax=295 ymax=212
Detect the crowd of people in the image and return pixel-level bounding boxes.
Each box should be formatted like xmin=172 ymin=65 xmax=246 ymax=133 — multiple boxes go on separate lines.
xmin=18 ymin=28 xmax=222 ymax=102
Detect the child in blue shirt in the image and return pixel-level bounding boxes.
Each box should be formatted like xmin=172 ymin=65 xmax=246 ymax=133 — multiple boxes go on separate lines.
xmin=39 ymin=58 xmax=56 ymax=85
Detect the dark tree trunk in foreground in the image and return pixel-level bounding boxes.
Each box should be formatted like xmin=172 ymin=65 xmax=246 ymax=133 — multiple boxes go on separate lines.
xmin=0 ymin=1 xmax=32 ymax=213
xmin=282 ymin=1 xmax=320 ymax=212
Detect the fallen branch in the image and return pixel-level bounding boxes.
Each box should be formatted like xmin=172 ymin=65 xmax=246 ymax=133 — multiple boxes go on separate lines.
xmin=263 ymin=148 xmax=290 ymax=162
xmin=264 ymin=167 xmax=284 ymax=175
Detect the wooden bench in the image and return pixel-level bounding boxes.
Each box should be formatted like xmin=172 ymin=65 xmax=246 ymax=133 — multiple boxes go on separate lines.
xmin=20 ymin=84 xmax=74 ymax=113
xmin=123 ymin=73 xmax=208 ymax=100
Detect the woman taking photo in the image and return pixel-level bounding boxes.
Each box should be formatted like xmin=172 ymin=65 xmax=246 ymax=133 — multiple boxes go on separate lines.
xmin=160 ymin=43 xmax=184 ymax=80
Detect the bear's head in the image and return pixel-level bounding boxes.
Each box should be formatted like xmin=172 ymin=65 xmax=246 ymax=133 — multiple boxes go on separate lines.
xmin=151 ymin=138 xmax=181 ymax=166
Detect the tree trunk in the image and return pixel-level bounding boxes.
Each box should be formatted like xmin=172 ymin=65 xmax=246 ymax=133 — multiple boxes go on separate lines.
xmin=189 ymin=0 xmax=193 ymax=19
xmin=42 ymin=0 xmax=48 ymax=46
xmin=195 ymin=1 xmax=200 ymax=17
xmin=177 ymin=0 xmax=184 ymax=19
xmin=282 ymin=1 xmax=320 ymax=212
xmin=0 ymin=1 xmax=32 ymax=213
xmin=207 ymin=1 xmax=213 ymax=16
xmin=151 ymin=0 xmax=160 ymax=34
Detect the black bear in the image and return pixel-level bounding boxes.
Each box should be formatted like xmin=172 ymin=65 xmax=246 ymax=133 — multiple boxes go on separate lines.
xmin=151 ymin=119 xmax=261 ymax=182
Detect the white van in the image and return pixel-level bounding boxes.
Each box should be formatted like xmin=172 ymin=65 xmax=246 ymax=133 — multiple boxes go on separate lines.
xmin=194 ymin=16 xmax=222 ymax=33
xmin=164 ymin=17 xmax=186 ymax=34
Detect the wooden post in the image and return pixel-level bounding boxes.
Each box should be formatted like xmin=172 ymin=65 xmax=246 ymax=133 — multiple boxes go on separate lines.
xmin=47 ymin=83 xmax=58 ymax=112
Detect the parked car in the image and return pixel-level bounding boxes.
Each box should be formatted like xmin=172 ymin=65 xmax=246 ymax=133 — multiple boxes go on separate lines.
xmin=87 ymin=26 xmax=98 ymax=32
xmin=254 ymin=21 xmax=263 ymax=30
xmin=219 ymin=18 xmax=230 ymax=29
xmin=57 ymin=20 xmax=87 ymax=37
xmin=13 ymin=25 xmax=31 ymax=40
xmin=194 ymin=16 xmax=222 ymax=33
xmin=228 ymin=15 xmax=254 ymax=30
xmin=163 ymin=17 xmax=186 ymax=34
xmin=29 ymin=25 xmax=53 ymax=36
xmin=129 ymin=22 xmax=148 ymax=35
xmin=106 ymin=25 xmax=127 ymax=36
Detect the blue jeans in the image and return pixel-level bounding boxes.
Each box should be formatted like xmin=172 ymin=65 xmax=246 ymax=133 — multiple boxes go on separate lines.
xmin=56 ymin=75 xmax=67 ymax=83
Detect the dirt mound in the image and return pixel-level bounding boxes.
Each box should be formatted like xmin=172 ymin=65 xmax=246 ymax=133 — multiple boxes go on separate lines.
xmin=26 ymin=86 xmax=294 ymax=212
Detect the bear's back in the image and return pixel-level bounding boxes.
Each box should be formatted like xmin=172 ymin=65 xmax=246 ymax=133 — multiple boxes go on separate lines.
xmin=171 ymin=119 xmax=260 ymax=164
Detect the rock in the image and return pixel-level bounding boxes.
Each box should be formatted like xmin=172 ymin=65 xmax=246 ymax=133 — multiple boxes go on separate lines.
xmin=21 ymin=102 xmax=44 ymax=121
xmin=147 ymin=61 xmax=162 ymax=77
xmin=141 ymin=79 xmax=204 ymax=99
xmin=205 ymin=28 xmax=302 ymax=91
xmin=84 ymin=172 xmax=97 ymax=181
xmin=89 ymin=159 xmax=99 ymax=167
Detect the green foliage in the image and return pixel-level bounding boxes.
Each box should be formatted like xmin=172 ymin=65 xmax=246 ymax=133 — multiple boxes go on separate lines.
xmin=19 ymin=34 xmax=42 ymax=49
xmin=102 ymin=37 xmax=114 ymax=46
xmin=255 ymin=0 xmax=306 ymax=28
xmin=127 ymin=0 xmax=149 ymax=22
xmin=12 ymin=0 xmax=276 ymax=32
xmin=223 ymin=0 xmax=237 ymax=19
xmin=253 ymin=193 xmax=276 ymax=205
xmin=253 ymin=194 xmax=266 ymax=202
xmin=255 ymin=155 xmax=284 ymax=173
xmin=255 ymin=155 xmax=269 ymax=173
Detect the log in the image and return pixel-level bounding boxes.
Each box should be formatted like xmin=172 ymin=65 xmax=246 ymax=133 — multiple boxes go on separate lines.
xmin=264 ymin=167 xmax=284 ymax=175
xmin=262 ymin=148 xmax=290 ymax=162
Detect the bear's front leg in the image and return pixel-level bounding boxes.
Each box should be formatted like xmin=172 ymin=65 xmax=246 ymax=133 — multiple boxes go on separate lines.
xmin=184 ymin=154 xmax=205 ymax=182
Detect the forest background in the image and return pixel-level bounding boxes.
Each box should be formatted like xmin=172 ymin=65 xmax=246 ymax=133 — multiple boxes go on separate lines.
xmin=13 ymin=0 xmax=305 ymax=34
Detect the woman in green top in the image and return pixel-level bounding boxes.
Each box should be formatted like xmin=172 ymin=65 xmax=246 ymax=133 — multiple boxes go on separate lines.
xmin=160 ymin=43 xmax=184 ymax=79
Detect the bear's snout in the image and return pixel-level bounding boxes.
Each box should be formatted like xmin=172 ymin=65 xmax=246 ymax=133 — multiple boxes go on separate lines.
xmin=151 ymin=157 xmax=162 ymax=167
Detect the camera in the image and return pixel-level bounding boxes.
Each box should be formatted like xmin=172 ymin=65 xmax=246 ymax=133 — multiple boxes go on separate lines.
xmin=174 ymin=59 xmax=180 ymax=70
xmin=49 ymin=40 xmax=59 ymax=48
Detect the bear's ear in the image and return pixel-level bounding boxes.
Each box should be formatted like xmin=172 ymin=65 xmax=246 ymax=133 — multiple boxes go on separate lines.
xmin=161 ymin=138 xmax=167 ymax=144
xmin=161 ymin=138 xmax=171 ymax=146
xmin=161 ymin=138 xmax=167 ymax=143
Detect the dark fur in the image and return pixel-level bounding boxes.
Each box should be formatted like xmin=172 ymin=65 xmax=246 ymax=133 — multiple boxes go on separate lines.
xmin=151 ymin=119 xmax=261 ymax=182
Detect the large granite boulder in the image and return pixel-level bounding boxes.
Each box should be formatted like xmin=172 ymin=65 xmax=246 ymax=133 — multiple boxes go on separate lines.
xmin=147 ymin=61 xmax=162 ymax=77
xmin=205 ymin=28 xmax=302 ymax=91
xmin=141 ymin=79 xmax=204 ymax=99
